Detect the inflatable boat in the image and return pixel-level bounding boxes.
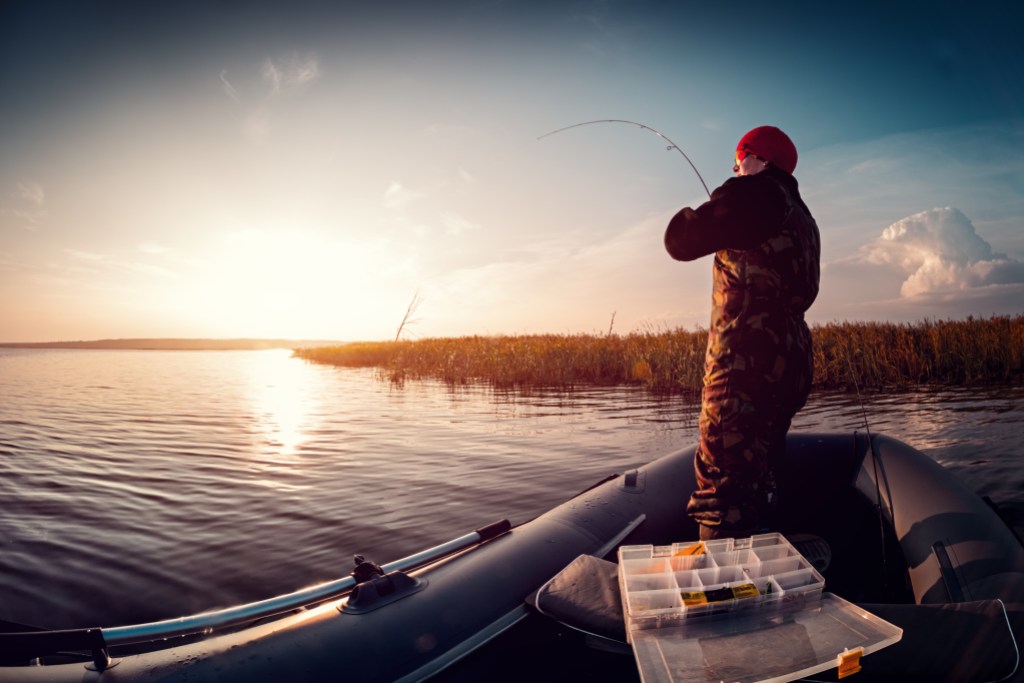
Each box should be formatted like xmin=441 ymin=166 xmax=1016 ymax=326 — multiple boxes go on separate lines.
xmin=1 ymin=432 xmax=1022 ymax=682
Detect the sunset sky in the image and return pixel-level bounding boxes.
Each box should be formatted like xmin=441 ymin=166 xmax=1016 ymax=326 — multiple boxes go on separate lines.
xmin=2 ymin=1 xmax=1022 ymax=342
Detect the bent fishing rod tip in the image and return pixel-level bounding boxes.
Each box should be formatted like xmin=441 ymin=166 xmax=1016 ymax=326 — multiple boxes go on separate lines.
xmin=536 ymin=119 xmax=711 ymax=199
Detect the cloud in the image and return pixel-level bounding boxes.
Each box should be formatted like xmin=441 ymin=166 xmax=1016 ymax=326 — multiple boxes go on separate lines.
xmin=421 ymin=212 xmax=705 ymax=335
xmin=262 ymin=55 xmax=320 ymax=96
xmin=123 ymin=262 xmax=179 ymax=279
xmin=13 ymin=210 xmax=47 ymax=229
xmin=244 ymin=110 xmax=272 ymax=145
xmin=262 ymin=60 xmax=283 ymax=94
xmin=66 ymin=248 xmax=106 ymax=261
xmin=228 ymin=55 xmax=320 ymax=143
xmin=382 ymin=181 xmax=424 ymax=210
xmin=0 ymin=251 xmax=23 ymax=270
xmin=138 ymin=242 xmax=171 ymax=255
xmin=440 ymin=212 xmax=479 ymax=236
xmin=16 ymin=182 xmax=45 ymax=206
xmin=63 ymin=248 xmax=178 ymax=279
xmin=219 ymin=70 xmax=240 ymax=101
xmin=9 ymin=182 xmax=48 ymax=230
xmin=862 ymin=207 xmax=1024 ymax=297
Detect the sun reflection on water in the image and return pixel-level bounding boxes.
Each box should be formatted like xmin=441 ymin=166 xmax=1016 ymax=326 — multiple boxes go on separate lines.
xmin=246 ymin=349 xmax=318 ymax=461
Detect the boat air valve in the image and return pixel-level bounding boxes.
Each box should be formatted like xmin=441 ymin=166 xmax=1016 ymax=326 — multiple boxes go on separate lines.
xmin=340 ymin=555 xmax=428 ymax=614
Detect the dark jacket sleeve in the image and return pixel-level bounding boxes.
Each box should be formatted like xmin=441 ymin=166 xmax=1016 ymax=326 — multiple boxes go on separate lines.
xmin=664 ymin=172 xmax=790 ymax=261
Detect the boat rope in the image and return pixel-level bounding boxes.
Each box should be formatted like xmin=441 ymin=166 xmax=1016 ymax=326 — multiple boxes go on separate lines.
xmin=988 ymin=599 xmax=1021 ymax=682
xmin=537 ymin=119 xmax=712 ymax=200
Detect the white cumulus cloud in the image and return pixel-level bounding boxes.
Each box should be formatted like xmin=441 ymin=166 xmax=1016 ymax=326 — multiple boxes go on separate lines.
xmin=864 ymin=207 xmax=1024 ymax=297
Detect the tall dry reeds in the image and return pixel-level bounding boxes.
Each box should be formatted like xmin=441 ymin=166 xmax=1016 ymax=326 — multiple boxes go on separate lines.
xmin=294 ymin=315 xmax=1024 ymax=393
xmin=296 ymin=331 xmax=706 ymax=391
xmin=812 ymin=316 xmax=1024 ymax=390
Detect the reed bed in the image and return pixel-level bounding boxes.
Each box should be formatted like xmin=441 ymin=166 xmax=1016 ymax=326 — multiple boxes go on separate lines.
xmin=812 ymin=316 xmax=1024 ymax=390
xmin=294 ymin=315 xmax=1024 ymax=393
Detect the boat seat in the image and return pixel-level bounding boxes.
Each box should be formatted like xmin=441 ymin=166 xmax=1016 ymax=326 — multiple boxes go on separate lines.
xmin=530 ymin=553 xmax=628 ymax=647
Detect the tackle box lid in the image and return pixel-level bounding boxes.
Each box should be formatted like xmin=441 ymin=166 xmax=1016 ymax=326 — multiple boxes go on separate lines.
xmin=618 ymin=534 xmax=902 ymax=683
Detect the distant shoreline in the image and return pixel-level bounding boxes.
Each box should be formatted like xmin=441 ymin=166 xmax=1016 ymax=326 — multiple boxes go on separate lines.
xmin=0 ymin=338 xmax=344 ymax=351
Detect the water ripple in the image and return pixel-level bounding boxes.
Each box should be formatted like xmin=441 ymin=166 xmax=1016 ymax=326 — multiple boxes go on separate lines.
xmin=0 ymin=348 xmax=1020 ymax=631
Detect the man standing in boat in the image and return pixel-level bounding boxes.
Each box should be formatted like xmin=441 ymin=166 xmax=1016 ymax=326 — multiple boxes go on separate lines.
xmin=664 ymin=126 xmax=820 ymax=540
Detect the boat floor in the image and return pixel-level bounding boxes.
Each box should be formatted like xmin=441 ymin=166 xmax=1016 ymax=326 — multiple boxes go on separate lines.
xmin=433 ymin=494 xmax=1024 ymax=683
xmin=430 ymin=612 xmax=641 ymax=683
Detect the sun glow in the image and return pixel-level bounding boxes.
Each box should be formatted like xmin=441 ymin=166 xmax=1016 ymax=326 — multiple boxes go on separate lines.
xmin=247 ymin=349 xmax=318 ymax=461
xmin=168 ymin=225 xmax=416 ymax=339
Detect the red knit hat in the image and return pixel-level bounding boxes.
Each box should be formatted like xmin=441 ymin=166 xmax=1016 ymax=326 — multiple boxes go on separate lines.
xmin=736 ymin=126 xmax=798 ymax=174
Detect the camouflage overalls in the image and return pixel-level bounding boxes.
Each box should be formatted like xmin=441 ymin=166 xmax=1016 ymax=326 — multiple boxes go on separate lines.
xmin=665 ymin=166 xmax=820 ymax=537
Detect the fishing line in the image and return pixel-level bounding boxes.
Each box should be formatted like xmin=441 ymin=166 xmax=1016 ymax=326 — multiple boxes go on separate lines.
xmin=537 ymin=119 xmax=712 ymax=200
xmin=843 ymin=349 xmax=894 ymax=589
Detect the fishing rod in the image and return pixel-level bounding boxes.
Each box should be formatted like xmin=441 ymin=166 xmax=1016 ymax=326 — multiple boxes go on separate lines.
xmin=537 ymin=119 xmax=712 ymax=200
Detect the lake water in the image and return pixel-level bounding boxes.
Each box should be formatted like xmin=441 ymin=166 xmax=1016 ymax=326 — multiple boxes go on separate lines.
xmin=1 ymin=348 xmax=1021 ymax=633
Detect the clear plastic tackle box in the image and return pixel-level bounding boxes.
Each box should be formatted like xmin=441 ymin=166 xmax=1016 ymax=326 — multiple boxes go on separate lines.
xmin=618 ymin=533 xmax=903 ymax=683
